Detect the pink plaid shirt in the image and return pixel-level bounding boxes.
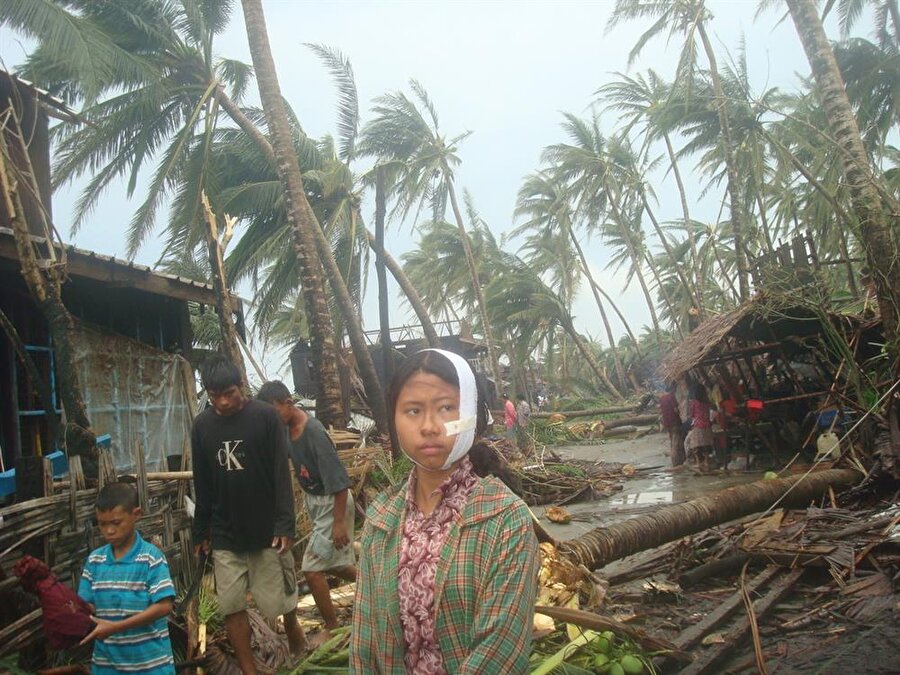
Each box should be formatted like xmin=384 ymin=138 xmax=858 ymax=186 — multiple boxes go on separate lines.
xmin=398 ymin=457 xmax=479 ymax=674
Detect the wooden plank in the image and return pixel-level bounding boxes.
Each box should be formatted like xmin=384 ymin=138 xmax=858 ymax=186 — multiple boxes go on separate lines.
xmin=678 ymin=567 xmax=804 ymax=675
xmin=672 ymin=566 xmax=782 ymax=649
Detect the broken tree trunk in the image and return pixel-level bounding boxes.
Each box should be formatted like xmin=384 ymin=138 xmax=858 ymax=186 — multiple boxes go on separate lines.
xmin=559 ymin=469 xmax=860 ymax=571
xmin=533 ymin=405 xmax=639 ymax=419
xmin=201 ymin=192 xmax=249 ymax=392
xmin=604 ymin=414 xmax=659 ymax=430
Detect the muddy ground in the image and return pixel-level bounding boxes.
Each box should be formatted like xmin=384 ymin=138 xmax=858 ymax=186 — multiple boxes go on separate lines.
xmin=536 ymin=433 xmax=900 ymax=674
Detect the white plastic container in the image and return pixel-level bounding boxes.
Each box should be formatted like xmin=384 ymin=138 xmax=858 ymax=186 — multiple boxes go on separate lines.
xmin=816 ymin=431 xmax=841 ymax=460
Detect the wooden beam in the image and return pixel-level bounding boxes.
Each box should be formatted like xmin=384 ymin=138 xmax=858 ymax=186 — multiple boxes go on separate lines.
xmin=678 ymin=567 xmax=804 ymax=675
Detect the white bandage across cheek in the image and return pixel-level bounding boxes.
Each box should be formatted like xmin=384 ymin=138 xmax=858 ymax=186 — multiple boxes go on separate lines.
xmin=443 ymin=416 xmax=477 ymax=437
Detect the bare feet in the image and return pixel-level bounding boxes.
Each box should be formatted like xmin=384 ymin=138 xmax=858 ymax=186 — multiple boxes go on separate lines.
xmin=283 ymin=611 xmax=308 ymax=656
xmin=307 ymin=629 xmax=332 ymax=650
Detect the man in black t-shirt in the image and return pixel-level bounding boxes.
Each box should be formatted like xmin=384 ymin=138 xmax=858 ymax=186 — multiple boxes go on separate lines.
xmin=258 ymin=381 xmax=357 ymax=648
xmin=192 ymin=358 xmax=306 ymax=672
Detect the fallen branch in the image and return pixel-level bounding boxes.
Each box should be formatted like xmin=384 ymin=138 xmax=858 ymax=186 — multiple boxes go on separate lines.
xmin=534 ymin=605 xmax=691 ymax=663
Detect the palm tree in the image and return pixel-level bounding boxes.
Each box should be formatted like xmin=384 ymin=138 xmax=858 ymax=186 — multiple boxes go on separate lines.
xmin=598 ymin=70 xmax=704 ymax=312
xmin=305 ymin=43 xmax=442 ymax=350
xmin=784 ymin=0 xmax=900 ymax=365
xmin=240 ymin=0 xmax=367 ymax=430
xmin=485 ymin=262 xmax=623 ymax=400
xmin=358 ymin=81 xmax=504 ymax=388
xmin=513 ymin=171 xmax=628 ymax=396
xmin=609 ymin=0 xmax=752 ymax=299
xmin=544 ymin=113 xmax=665 ymax=345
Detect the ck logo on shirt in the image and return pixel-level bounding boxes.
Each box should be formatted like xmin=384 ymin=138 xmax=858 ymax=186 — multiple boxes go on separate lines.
xmin=217 ymin=440 xmax=245 ymax=471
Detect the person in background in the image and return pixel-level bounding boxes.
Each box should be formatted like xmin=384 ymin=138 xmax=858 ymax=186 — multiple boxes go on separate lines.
xmin=78 ymin=482 xmax=176 ymax=674
xmin=515 ymin=393 xmax=532 ymax=452
xmin=503 ymin=392 xmax=517 ymax=442
xmin=659 ymin=382 xmax=685 ymax=467
xmin=685 ymin=385 xmax=714 ymax=472
xmin=191 ymin=357 xmax=306 ymax=674
xmin=257 ymin=381 xmax=357 ymax=648
xmin=350 ymin=349 xmax=539 ymax=673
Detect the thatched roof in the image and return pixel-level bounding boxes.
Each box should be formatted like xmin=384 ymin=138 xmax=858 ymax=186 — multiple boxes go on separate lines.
xmin=659 ymin=295 xmax=879 ymax=382
xmin=659 ymin=302 xmax=758 ymax=382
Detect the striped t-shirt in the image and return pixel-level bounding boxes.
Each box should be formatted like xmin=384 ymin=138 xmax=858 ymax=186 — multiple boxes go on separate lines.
xmin=78 ymin=533 xmax=176 ymax=674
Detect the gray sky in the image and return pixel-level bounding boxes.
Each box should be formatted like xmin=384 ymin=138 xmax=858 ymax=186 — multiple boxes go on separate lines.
xmin=0 ymin=1 xmax=866 ymax=381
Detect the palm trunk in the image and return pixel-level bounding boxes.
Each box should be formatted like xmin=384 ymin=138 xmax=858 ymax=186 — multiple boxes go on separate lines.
xmin=697 ymin=20 xmax=751 ymax=301
xmin=711 ymin=237 xmax=740 ymax=303
xmin=606 ymin=190 xmax=663 ymax=347
xmin=365 ymin=228 xmax=440 ymax=347
xmin=568 ymin=230 xmax=629 ymax=394
xmin=560 ymin=468 xmax=860 ymax=570
xmin=642 ymin=249 xmax=685 ymax=339
xmin=786 ymin=0 xmax=900 ymax=359
xmin=638 ymin=194 xmax=688 ymax=337
xmin=664 ymin=132 xmax=703 ymax=315
xmin=374 ymin=170 xmax=394 ymax=388
xmin=639 ymin=188 xmax=696 ymax=311
xmin=0 ymin=142 xmax=94 ymax=456
xmin=589 ymin=278 xmax=642 ymax=358
xmin=201 ymin=195 xmax=249 ymax=391
xmin=605 ymin=187 xmax=662 ymax=337
xmin=446 ymin=182 xmax=503 ymax=387
xmin=561 ymin=317 xmax=623 ymax=400
xmin=241 ymin=0 xmax=361 ymax=430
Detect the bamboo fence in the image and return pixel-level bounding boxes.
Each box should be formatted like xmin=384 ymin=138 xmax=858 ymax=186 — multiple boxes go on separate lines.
xmin=0 ymin=449 xmax=195 ymax=658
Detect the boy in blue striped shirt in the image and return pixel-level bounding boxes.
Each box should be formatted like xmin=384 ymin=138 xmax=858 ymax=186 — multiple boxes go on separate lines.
xmin=78 ymin=482 xmax=176 ymax=674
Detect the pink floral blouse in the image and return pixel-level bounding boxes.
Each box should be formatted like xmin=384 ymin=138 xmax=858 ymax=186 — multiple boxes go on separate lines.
xmin=398 ymin=456 xmax=479 ymax=674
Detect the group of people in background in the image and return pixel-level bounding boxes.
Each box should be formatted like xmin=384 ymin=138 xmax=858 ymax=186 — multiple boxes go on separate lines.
xmin=78 ymin=350 xmax=539 ymax=674
xmin=660 ymin=379 xmax=735 ymax=472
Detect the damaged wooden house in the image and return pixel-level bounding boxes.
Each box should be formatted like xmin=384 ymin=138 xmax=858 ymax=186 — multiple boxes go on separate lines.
xmin=0 ymin=70 xmax=241 ymax=490
xmin=659 ymin=293 xmax=883 ymax=468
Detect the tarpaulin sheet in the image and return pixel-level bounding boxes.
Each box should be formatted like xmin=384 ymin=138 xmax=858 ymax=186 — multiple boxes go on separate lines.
xmin=72 ymin=323 xmax=193 ymax=472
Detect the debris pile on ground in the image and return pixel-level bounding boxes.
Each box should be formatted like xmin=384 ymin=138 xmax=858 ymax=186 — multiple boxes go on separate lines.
xmin=585 ymin=498 xmax=900 ymax=673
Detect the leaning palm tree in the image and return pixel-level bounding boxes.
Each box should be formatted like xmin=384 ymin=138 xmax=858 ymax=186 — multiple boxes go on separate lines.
xmin=783 ymin=0 xmax=900 ymax=366
xmin=544 ymin=112 xmax=665 ymax=345
xmin=242 ymin=0 xmax=392 ymax=433
xmin=485 ymin=262 xmax=623 ymax=401
xmin=358 ymin=81 xmax=503 ymax=388
xmin=609 ymin=0 xmax=752 ymax=299
xmin=598 ymin=70 xmax=704 ymax=312
xmin=513 ymin=171 xmax=629 ymax=396
xmin=307 ymin=44 xmax=440 ymax=348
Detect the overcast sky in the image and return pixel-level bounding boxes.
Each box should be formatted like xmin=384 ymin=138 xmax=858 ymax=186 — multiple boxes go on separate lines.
xmin=0 ymin=1 xmax=866 ymax=381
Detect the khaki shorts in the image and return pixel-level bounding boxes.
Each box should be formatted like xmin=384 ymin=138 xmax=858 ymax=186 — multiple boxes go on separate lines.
xmin=213 ymin=548 xmax=298 ymax=619
xmin=301 ymin=492 xmax=356 ymax=573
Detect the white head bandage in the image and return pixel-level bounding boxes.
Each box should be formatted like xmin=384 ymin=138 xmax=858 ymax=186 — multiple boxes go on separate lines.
xmin=411 ymin=348 xmax=478 ymax=471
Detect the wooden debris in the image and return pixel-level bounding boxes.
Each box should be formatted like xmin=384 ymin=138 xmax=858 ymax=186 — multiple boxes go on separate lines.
xmin=677 ymin=568 xmax=804 ymax=675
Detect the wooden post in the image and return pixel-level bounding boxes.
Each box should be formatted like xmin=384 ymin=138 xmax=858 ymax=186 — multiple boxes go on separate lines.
xmin=133 ymin=441 xmax=149 ymax=513
xmin=97 ymin=448 xmax=116 ymax=488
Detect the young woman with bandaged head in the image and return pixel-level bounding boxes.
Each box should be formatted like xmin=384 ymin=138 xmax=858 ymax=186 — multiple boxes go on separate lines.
xmin=350 ymin=349 xmax=539 ymax=673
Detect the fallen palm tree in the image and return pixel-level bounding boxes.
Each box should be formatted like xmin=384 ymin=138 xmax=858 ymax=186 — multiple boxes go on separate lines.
xmin=558 ymin=468 xmax=861 ymax=571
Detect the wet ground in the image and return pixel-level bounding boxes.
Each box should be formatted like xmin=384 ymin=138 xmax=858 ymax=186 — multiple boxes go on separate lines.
xmin=541 ymin=432 xmax=767 ymax=539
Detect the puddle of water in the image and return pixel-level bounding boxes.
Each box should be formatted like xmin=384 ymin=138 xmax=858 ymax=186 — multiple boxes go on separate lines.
xmin=540 ymin=434 xmax=769 ymax=540
xmin=609 ymin=490 xmax=674 ymax=507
